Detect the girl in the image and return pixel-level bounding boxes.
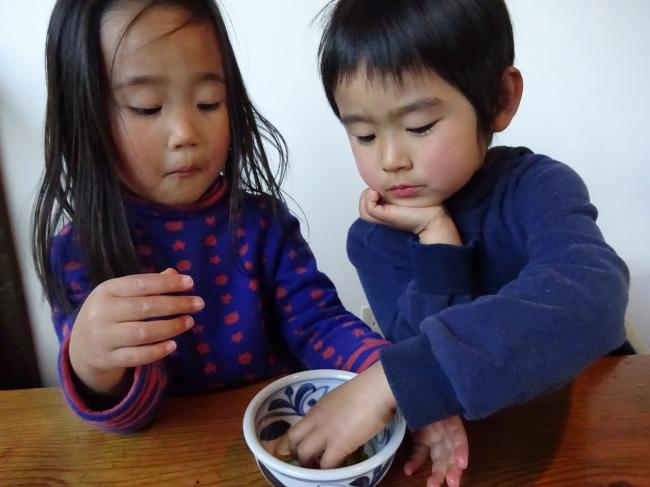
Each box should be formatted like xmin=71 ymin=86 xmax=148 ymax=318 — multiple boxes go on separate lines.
xmin=32 ymin=0 xmax=389 ymax=433
xmin=288 ymin=0 xmax=629 ymax=485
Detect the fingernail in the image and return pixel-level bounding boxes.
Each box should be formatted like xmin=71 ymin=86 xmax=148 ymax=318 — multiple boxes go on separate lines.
xmin=184 ymin=316 xmax=194 ymax=329
xmin=193 ymin=297 xmax=205 ymax=309
xmin=166 ymin=341 xmax=177 ymax=352
xmin=182 ymin=276 xmax=193 ymax=287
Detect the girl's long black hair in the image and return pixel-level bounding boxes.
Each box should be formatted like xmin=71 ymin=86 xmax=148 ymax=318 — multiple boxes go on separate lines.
xmin=33 ymin=0 xmax=288 ymax=310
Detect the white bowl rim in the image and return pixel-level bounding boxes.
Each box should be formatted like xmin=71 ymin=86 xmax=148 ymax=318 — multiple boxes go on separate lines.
xmin=242 ymin=369 xmax=406 ymax=482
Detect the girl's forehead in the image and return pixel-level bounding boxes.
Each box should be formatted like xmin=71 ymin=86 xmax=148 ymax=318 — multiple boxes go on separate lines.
xmin=100 ymin=4 xmax=215 ymax=69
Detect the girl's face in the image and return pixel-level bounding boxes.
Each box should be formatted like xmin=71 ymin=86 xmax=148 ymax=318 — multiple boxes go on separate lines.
xmin=334 ymin=70 xmax=487 ymax=208
xmin=101 ymin=4 xmax=230 ymax=206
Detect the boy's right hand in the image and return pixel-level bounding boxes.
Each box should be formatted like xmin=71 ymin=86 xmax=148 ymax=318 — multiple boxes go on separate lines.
xmin=69 ymin=268 xmax=203 ymax=397
xmin=359 ymin=189 xmax=461 ymax=246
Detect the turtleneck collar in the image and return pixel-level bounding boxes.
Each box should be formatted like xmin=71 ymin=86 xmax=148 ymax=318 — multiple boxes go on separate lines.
xmin=125 ymin=176 xmax=228 ymax=220
xmin=446 ymin=146 xmax=531 ymax=213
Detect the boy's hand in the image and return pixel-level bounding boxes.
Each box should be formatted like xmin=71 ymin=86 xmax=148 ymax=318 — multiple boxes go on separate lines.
xmin=69 ymin=268 xmax=203 ymax=396
xmin=404 ymin=415 xmax=469 ymax=487
xmin=359 ymin=189 xmax=462 ymax=245
xmin=287 ymin=361 xmax=397 ymax=469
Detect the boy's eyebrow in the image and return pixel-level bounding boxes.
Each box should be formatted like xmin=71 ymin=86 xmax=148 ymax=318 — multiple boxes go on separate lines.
xmin=114 ymin=72 xmax=225 ymax=89
xmin=341 ymin=97 xmax=442 ymax=125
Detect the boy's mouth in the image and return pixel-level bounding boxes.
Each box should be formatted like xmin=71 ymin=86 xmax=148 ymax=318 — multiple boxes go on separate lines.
xmin=388 ymin=184 xmax=422 ymax=198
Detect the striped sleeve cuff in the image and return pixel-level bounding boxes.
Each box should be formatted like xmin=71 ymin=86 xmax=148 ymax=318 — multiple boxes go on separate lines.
xmin=58 ymin=336 xmax=168 ymax=433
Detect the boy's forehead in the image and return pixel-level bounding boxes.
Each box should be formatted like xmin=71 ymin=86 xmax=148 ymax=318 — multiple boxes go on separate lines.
xmin=334 ymin=68 xmax=448 ymax=107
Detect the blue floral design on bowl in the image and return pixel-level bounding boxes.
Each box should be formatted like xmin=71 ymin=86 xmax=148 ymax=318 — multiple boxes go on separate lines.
xmin=243 ymin=370 xmax=406 ymax=487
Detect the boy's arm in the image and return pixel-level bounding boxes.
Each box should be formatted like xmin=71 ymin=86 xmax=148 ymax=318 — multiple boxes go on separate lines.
xmin=381 ymin=159 xmax=629 ymax=429
xmin=348 ymin=220 xmax=477 ymax=343
xmin=50 ymin=234 xmax=170 ymax=433
xmin=262 ymin=204 xmax=390 ymax=373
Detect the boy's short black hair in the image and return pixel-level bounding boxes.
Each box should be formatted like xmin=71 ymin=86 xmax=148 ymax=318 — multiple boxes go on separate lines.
xmin=319 ymin=0 xmax=515 ymax=138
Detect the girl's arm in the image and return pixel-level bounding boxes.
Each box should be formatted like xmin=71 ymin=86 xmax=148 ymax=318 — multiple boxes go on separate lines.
xmin=50 ymin=233 xmax=174 ymax=433
xmin=261 ymin=201 xmax=390 ymax=373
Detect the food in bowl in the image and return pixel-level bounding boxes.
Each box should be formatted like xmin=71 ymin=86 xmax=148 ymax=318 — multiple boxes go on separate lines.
xmin=243 ymin=369 xmax=406 ymax=487
xmin=263 ymin=432 xmax=369 ymax=468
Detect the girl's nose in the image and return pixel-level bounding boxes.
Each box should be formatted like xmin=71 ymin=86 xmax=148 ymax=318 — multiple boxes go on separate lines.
xmin=380 ymin=140 xmax=411 ymax=172
xmin=168 ymin=109 xmax=199 ymax=150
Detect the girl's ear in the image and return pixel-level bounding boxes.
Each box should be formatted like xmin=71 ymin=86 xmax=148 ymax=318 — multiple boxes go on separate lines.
xmin=493 ymin=67 xmax=523 ymax=133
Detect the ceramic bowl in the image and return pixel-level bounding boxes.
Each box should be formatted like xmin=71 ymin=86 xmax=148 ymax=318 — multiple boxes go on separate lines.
xmin=242 ymin=369 xmax=406 ymax=487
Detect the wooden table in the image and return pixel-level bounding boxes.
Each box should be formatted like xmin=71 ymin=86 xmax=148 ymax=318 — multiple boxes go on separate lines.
xmin=2 ymin=355 xmax=649 ymax=486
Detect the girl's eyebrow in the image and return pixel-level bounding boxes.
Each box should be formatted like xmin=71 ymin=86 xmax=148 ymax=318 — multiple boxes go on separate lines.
xmin=115 ymin=72 xmax=225 ymax=90
xmin=341 ymin=97 xmax=442 ymax=126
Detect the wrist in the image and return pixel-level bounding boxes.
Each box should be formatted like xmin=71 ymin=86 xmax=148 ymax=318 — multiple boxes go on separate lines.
xmin=417 ymin=214 xmax=462 ymax=246
xmin=367 ymin=360 xmax=397 ymax=411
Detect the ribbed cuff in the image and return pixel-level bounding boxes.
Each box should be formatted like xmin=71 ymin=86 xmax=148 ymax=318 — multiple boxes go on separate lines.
xmin=380 ymin=333 xmax=462 ymax=430
xmin=410 ymin=239 xmax=476 ymax=294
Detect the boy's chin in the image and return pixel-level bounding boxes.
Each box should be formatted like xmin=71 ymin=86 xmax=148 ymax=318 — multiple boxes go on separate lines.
xmin=382 ymin=195 xmax=445 ymax=208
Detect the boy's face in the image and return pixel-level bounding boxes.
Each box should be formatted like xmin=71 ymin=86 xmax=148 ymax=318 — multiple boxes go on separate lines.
xmin=101 ymin=5 xmax=231 ymax=206
xmin=334 ymin=70 xmax=487 ymax=208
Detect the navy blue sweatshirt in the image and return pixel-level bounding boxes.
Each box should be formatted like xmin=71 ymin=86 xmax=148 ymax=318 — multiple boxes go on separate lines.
xmin=348 ymin=146 xmax=629 ymax=430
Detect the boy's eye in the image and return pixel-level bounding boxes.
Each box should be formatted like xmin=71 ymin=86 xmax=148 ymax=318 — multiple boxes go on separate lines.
xmin=129 ymin=106 xmax=161 ymax=117
xmin=406 ymin=122 xmax=436 ymax=135
xmin=356 ymin=134 xmax=376 ymax=145
xmin=198 ymin=102 xmax=221 ymax=112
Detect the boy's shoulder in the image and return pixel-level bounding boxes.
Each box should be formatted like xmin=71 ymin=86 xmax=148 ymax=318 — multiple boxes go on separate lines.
xmin=485 ymin=146 xmax=589 ymax=199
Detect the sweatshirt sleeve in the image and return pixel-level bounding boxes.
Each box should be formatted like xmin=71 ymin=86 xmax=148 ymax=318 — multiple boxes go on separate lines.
xmin=347 ymin=220 xmax=477 ymax=343
xmin=262 ymin=205 xmax=390 ymax=373
xmin=50 ymin=230 xmax=169 ymax=433
xmin=380 ymin=160 xmax=629 ymax=429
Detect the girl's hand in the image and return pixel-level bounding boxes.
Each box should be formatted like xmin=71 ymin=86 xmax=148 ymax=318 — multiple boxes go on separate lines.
xmin=287 ymin=361 xmax=397 ymax=469
xmin=359 ymin=189 xmax=462 ymax=245
xmin=69 ymin=268 xmax=203 ymax=397
xmin=404 ymin=415 xmax=469 ymax=487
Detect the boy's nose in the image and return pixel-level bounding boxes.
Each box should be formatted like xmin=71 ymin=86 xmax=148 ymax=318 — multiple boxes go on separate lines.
xmin=168 ymin=110 xmax=199 ymax=150
xmin=380 ymin=142 xmax=411 ymax=172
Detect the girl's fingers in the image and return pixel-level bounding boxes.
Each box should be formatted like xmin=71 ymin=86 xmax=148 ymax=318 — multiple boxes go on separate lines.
xmin=111 ymin=294 xmax=205 ymax=322
xmin=108 ymin=340 xmax=178 ymax=368
xmin=114 ymin=315 xmax=194 ymax=348
xmin=287 ymin=418 xmax=315 ymax=459
xmin=294 ymin=431 xmax=326 ymax=468
xmin=105 ymin=272 xmax=194 ymax=298
xmin=404 ymin=443 xmax=430 ymax=476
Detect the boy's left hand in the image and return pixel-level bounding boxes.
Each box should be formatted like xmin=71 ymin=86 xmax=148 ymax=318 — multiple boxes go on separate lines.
xmin=287 ymin=360 xmax=397 ymax=469
xmin=404 ymin=415 xmax=469 ymax=487
xmin=359 ymin=189 xmax=461 ymax=245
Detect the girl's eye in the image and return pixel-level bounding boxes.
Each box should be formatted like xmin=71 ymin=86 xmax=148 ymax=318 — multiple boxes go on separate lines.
xmin=407 ymin=122 xmax=436 ymax=135
xmin=198 ymin=103 xmax=220 ymax=112
xmin=129 ymin=106 xmax=161 ymax=117
xmin=356 ymin=134 xmax=376 ymax=145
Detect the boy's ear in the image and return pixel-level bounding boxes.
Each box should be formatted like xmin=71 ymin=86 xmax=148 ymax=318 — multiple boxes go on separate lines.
xmin=493 ymin=67 xmax=523 ymax=133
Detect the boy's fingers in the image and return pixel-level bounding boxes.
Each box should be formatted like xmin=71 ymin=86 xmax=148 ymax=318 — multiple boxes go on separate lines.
xmin=105 ymin=273 xmax=194 ymax=298
xmin=455 ymin=443 xmax=469 ymax=469
xmin=445 ymin=465 xmax=464 ymax=487
xmin=114 ymin=316 xmax=194 ymax=347
xmin=426 ymin=471 xmax=446 ymax=487
xmin=108 ymin=340 xmax=177 ymax=368
xmin=403 ymin=443 xmax=429 ymax=476
xmin=113 ymin=295 xmax=204 ymax=322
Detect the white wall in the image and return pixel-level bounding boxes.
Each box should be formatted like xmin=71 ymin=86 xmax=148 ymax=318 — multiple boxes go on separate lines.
xmin=1 ymin=0 xmax=648 ymax=386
